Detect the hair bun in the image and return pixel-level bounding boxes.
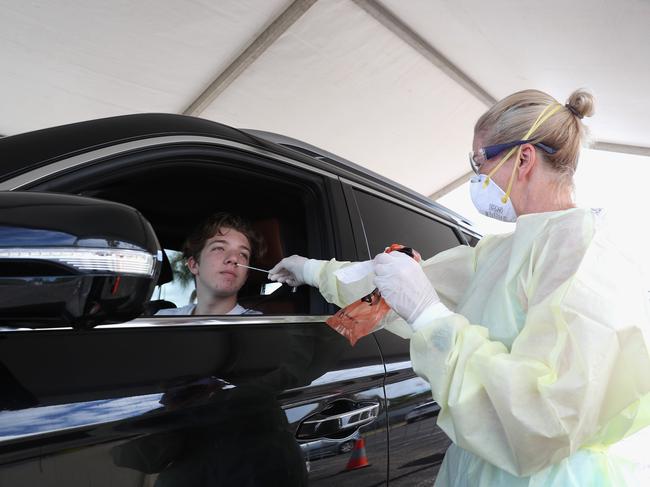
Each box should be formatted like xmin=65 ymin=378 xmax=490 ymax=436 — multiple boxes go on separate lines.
xmin=566 ymin=89 xmax=595 ymax=119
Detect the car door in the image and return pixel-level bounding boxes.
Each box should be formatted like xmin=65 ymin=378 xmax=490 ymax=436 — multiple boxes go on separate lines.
xmin=342 ymin=181 xmax=466 ymax=485
xmin=0 ymin=130 xmax=389 ymax=486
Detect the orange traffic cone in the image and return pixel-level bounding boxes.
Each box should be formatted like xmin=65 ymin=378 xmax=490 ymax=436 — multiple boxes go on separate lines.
xmin=345 ymin=438 xmax=370 ymax=470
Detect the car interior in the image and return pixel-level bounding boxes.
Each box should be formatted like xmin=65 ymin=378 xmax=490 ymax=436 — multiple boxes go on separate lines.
xmin=31 ymin=151 xmax=333 ymax=317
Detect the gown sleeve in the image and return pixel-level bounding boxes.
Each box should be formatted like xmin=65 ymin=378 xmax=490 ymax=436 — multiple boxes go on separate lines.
xmin=409 ymin=213 xmax=650 ymax=476
xmin=313 ymin=243 xmax=480 ymax=338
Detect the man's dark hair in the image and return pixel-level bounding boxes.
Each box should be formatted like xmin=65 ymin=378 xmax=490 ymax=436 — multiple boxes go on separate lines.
xmin=182 ymin=212 xmax=266 ymax=263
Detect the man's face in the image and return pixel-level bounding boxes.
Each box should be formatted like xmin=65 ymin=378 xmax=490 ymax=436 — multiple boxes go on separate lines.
xmin=187 ymin=227 xmax=251 ymax=298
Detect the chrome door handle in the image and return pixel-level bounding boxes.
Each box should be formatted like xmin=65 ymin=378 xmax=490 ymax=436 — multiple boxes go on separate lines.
xmin=296 ymin=401 xmax=380 ymax=440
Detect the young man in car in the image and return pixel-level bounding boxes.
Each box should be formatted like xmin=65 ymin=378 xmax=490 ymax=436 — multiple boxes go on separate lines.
xmin=157 ymin=212 xmax=265 ymax=316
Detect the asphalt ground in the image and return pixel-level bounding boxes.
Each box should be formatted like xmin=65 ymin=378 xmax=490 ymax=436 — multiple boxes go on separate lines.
xmin=304 ymin=415 xmax=451 ymax=486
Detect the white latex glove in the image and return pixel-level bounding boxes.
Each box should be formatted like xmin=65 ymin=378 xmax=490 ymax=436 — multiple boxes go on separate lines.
xmin=373 ymin=251 xmax=443 ymax=325
xmin=268 ymin=255 xmax=323 ymax=287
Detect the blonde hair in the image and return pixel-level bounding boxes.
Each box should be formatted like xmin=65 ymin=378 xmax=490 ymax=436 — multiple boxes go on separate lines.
xmin=474 ymin=89 xmax=595 ymax=184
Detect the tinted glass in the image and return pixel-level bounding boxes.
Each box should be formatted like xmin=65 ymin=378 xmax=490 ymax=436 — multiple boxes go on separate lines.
xmin=353 ymin=190 xmax=460 ymax=259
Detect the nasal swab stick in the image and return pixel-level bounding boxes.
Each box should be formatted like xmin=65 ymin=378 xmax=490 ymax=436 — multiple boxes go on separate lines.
xmin=235 ymin=263 xmax=270 ymax=273
xmin=236 ymin=263 xmax=297 ymax=292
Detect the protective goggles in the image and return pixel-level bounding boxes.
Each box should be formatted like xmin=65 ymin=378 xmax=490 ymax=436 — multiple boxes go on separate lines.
xmin=469 ymin=139 xmax=557 ymax=175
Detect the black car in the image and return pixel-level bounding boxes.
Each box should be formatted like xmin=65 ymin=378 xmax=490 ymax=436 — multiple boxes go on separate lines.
xmin=0 ymin=114 xmax=480 ymax=486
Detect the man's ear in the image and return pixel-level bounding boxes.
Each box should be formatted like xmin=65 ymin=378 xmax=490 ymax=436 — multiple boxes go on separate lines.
xmin=517 ymin=143 xmax=537 ymax=181
xmin=187 ymin=256 xmax=200 ymax=276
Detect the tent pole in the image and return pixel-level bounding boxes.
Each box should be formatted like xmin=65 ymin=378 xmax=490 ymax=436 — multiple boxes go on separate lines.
xmin=352 ymin=0 xmax=495 ymax=107
xmin=183 ymin=0 xmax=317 ymax=116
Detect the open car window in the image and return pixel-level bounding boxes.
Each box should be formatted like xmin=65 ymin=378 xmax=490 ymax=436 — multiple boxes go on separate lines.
xmin=151 ymin=247 xmax=286 ymax=315
xmin=30 ymin=145 xmax=337 ymax=318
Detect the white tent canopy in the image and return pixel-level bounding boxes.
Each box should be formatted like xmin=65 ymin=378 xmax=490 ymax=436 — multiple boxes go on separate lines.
xmin=2 ymin=0 xmax=650 ymax=200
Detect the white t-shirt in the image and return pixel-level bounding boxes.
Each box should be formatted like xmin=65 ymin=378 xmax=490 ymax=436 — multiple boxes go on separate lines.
xmin=155 ymin=303 xmax=261 ymax=316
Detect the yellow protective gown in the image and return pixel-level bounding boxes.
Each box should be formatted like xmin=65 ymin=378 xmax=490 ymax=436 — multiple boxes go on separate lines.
xmin=313 ymin=208 xmax=650 ymax=486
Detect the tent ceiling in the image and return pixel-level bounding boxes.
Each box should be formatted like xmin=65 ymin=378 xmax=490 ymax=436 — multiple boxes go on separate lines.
xmin=2 ymin=0 xmax=649 ymax=198
xmin=1 ymin=0 xmax=291 ymax=125
xmin=385 ymin=0 xmax=650 ymax=148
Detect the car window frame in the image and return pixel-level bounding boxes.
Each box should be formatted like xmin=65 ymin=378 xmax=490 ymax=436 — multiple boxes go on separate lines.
xmin=9 ymin=138 xmax=355 ymax=326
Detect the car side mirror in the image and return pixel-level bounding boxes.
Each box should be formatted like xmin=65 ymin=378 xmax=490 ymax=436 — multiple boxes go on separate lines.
xmin=0 ymin=192 xmax=162 ymax=329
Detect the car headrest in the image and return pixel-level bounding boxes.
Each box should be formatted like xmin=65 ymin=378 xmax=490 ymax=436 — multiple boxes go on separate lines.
xmin=157 ymin=249 xmax=174 ymax=286
xmin=236 ymin=217 xmax=284 ymax=298
xmin=250 ymin=217 xmax=284 ymax=282
xmin=239 ymin=218 xmax=307 ymax=314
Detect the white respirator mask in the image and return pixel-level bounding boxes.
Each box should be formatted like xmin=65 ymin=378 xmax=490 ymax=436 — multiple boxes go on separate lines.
xmin=469 ymin=174 xmax=517 ymax=222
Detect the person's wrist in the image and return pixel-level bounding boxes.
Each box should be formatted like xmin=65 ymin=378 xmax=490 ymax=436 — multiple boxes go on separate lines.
xmin=303 ymin=259 xmax=326 ymax=287
xmin=410 ymin=302 xmax=452 ymax=331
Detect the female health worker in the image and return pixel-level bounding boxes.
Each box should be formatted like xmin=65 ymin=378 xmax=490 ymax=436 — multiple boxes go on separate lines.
xmin=269 ymin=89 xmax=650 ymax=486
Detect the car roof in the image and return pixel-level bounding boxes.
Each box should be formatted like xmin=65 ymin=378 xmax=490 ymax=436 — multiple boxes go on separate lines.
xmin=0 ymin=113 xmax=479 ymax=235
xmin=0 ymin=113 xmax=253 ymax=182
